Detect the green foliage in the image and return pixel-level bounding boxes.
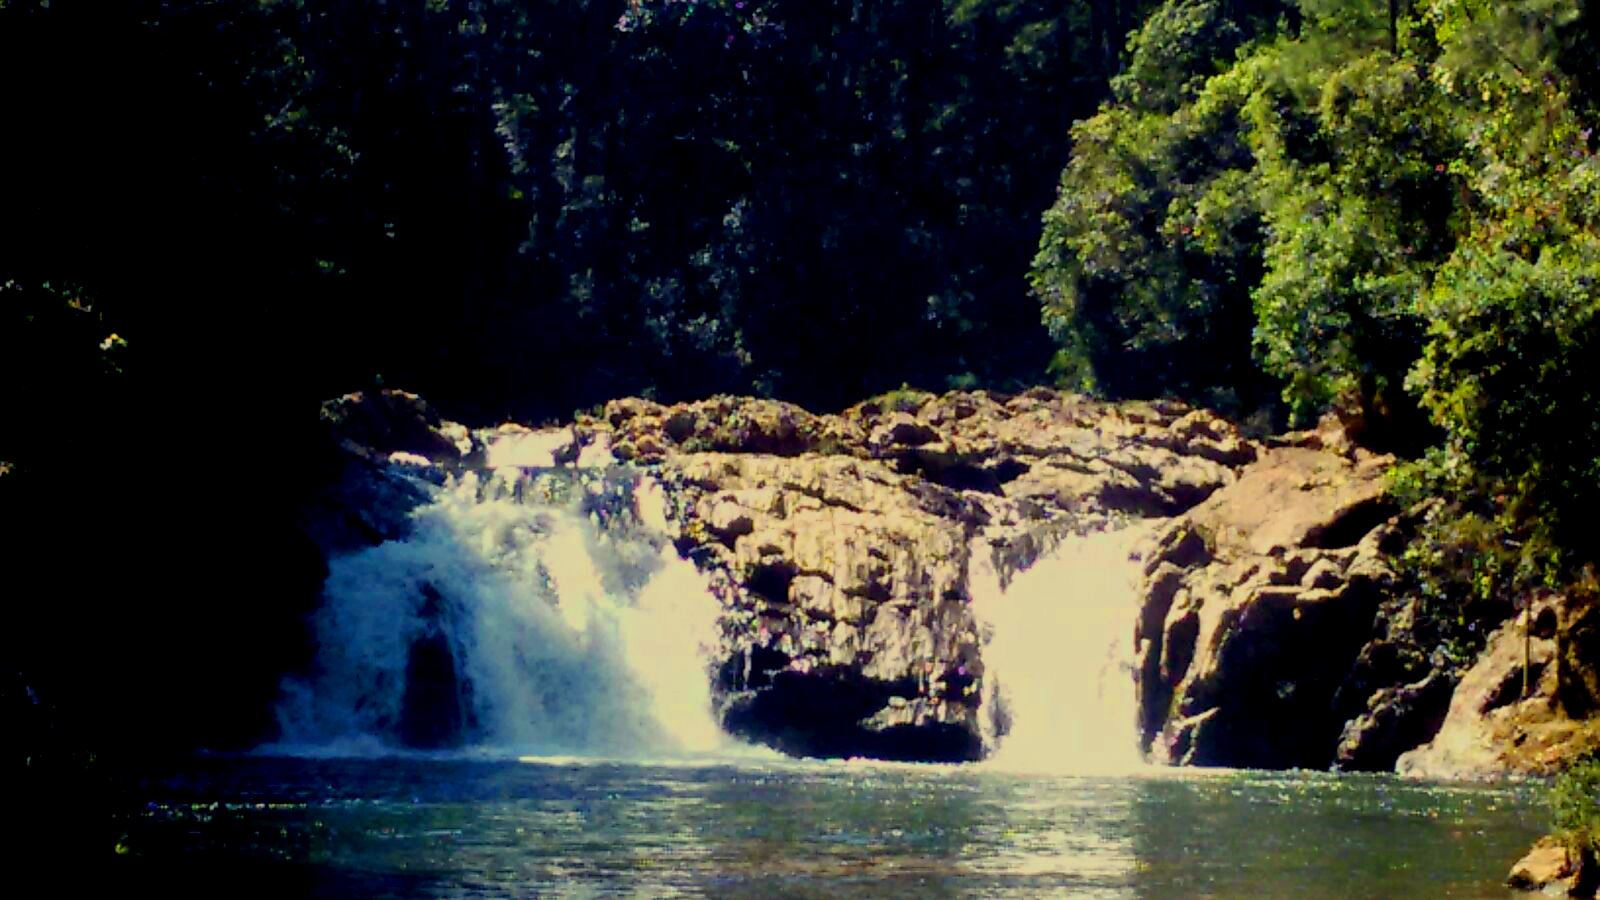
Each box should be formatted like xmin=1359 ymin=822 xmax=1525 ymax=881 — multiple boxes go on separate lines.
xmin=1032 ymin=57 xmax=1272 ymax=412
xmin=5 ymin=0 xmax=1176 ymax=425
xmin=865 ymin=383 xmax=935 ymax=415
xmin=1249 ymin=51 xmax=1455 ymax=426
xmin=1553 ymin=757 xmax=1600 ymax=855
xmin=1390 ymin=467 xmax=1523 ymax=662
xmin=1035 ymin=1 xmax=1464 ymax=425
xmin=1112 ymin=0 xmax=1255 ymax=113
xmin=1037 ymin=0 xmax=1600 ymax=614
xmin=1409 ymin=240 xmax=1600 ymax=579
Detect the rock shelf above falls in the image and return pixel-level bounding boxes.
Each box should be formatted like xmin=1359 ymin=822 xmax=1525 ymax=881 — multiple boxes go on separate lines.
xmin=305 ymin=387 xmax=1535 ymax=769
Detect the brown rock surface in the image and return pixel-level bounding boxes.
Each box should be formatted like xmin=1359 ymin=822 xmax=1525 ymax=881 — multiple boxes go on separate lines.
xmin=300 ymin=389 xmax=1600 ymax=770
xmin=1507 ymin=836 xmax=1583 ymax=895
xmin=300 ymin=390 xmax=479 ymax=554
xmin=1399 ymin=594 xmax=1600 ymax=780
xmin=589 ymin=390 xmax=1256 ymax=759
xmin=1132 ymin=443 xmax=1403 ymax=769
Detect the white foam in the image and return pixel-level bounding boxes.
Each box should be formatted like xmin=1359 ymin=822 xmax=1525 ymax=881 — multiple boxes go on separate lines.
xmin=974 ymin=525 xmax=1150 ymax=774
xmin=276 ymin=468 xmax=731 ymax=760
xmin=484 ymin=426 xmax=574 ymax=469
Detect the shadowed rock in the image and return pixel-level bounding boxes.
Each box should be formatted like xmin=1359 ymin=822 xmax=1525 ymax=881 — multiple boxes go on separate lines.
xmin=592 ymin=390 xmax=1257 ymax=761
xmin=1131 ymin=438 xmax=1403 ymax=769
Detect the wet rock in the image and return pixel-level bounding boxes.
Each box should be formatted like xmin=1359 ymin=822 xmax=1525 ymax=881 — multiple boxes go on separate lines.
xmin=301 ymin=390 xmax=477 ymax=555
xmin=1396 ymin=593 xmax=1600 ymax=780
xmin=1559 ymin=594 xmax=1600 ymax=719
xmin=871 ymin=412 xmax=942 ymax=449
xmin=1132 ymin=444 xmax=1401 ymax=768
xmin=397 ymin=585 xmax=469 ymax=749
xmin=398 ymin=630 xmax=466 ymax=749
xmin=1507 ymin=837 xmax=1577 ymax=894
xmin=305 ymin=387 xmax=1264 ymax=762
xmin=320 ymin=389 xmax=468 ymax=462
xmin=593 ymin=389 xmax=1259 ymax=760
xmin=1335 ymin=672 xmax=1455 ymax=772
xmin=290 ymin=386 xmax=1600 ymax=770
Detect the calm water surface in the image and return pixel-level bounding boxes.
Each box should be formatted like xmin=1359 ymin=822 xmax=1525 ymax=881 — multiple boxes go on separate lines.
xmin=108 ymin=756 xmax=1545 ymax=898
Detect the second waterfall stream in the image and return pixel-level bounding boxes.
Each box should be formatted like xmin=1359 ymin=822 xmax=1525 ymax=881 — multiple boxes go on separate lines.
xmin=973 ymin=525 xmax=1150 ymax=774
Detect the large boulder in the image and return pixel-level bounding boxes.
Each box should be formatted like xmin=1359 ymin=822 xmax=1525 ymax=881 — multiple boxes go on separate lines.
xmin=300 ymin=389 xmax=478 ymax=554
xmin=1398 ymin=593 xmax=1600 ymax=780
xmin=297 ymin=389 xmax=1600 ymax=774
xmin=593 ymin=389 xmax=1258 ymax=760
xmin=1133 ymin=441 xmax=1403 ymax=769
xmin=1507 ymin=835 xmax=1598 ymax=897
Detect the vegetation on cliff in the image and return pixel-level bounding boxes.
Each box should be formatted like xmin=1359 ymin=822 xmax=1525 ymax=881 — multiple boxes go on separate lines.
xmin=1555 ymin=758 xmax=1600 ymax=858
xmin=1032 ymin=0 xmax=1600 ymax=670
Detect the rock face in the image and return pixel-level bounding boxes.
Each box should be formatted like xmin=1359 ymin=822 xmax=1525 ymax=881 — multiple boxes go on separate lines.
xmin=1508 ymin=835 xmax=1598 ymax=897
xmin=299 ymin=387 xmax=1262 ymax=760
xmin=1132 ymin=439 xmax=1406 ymax=769
xmin=301 ymin=389 xmax=475 ymax=555
xmin=303 ymin=389 xmax=1597 ymax=774
xmin=311 ymin=388 xmax=1600 ymax=776
xmin=1399 ymin=593 xmax=1600 ymax=780
xmin=1508 ymin=837 xmax=1576 ymax=892
xmin=597 ymin=390 xmax=1255 ymax=760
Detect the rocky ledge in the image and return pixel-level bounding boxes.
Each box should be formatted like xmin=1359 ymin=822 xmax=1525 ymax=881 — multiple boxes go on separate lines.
xmin=306 ymin=387 xmax=1258 ymax=760
xmin=1132 ymin=429 xmax=1406 ymax=770
xmin=302 ymin=388 xmax=1600 ymax=774
xmin=1508 ymin=835 xmax=1598 ymax=897
xmin=591 ymin=389 xmax=1254 ymax=760
xmin=1399 ymin=589 xmax=1600 ymax=780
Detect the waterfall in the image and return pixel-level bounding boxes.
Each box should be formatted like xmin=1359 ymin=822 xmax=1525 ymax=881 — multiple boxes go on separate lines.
xmin=974 ymin=526 xmax=1149 ymax=774
xmin=274 ymin=440 xmax=727 ymax=759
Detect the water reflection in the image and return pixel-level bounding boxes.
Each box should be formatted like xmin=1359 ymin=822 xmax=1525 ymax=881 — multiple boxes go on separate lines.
xmin=1125 ymin=770 xmax=1544 ymax=900
xmin=110 ymin=757 xmax=1544 ymax=898
xmin=939 ymin=774 xmax=1129 ymax=896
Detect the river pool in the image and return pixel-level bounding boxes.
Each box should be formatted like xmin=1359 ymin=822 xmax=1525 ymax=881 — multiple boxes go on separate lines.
xmin=100 ymin=754 xmax=1545 ymax=898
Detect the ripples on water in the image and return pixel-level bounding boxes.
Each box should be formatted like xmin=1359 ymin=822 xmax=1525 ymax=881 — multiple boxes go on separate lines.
xmin=108 ymin=755 xmax=1544 ymax=898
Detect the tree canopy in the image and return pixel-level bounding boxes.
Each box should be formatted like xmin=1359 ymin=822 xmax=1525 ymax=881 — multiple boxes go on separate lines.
xmin=1032 ymin=0 xmax=1600 ymax=602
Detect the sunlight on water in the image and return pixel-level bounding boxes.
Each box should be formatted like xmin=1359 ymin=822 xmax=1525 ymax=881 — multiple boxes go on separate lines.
xmin=274 ymin=438 xmax=730 ymax=760
xmin=483 ymin=426 xmax=574 ymax=469
xmin=113 ymin=757 xmax=1545 ymax=899
xmin=974 ymin=526 xmax=1150 ymax=775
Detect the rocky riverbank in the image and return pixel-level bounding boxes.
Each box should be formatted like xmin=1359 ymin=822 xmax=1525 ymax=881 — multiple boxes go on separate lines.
xmin=303 ymin=388 xmax=1600 ymax=774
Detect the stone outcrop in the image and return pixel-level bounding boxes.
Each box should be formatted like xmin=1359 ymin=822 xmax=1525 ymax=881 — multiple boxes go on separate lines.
xmin=596 ymin=390 xmax=1255 ymax=760
xmin=300 ymin=387 xmax=1261 ymax=760
xmin=1508 ymin=835 xmax=1598 ymax=897
xmin=305 ymin=389 xmax=1600 ymax=776
xmin=309 ymin=389 xmax=1600 ymax=776
xmin=1399 ymin=593 xmax=1600 ymax=780
xmin=300 ymin=389 xmax=478 ymax=555
xmin=1133 ymin=438 xmax=1405 ymax=769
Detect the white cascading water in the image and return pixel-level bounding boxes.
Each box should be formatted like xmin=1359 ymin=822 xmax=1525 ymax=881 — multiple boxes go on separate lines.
xmin=974 ymin=525 xmax=1149 ymax=774
xmin=274 ymin=432 xmax=728 ymax=758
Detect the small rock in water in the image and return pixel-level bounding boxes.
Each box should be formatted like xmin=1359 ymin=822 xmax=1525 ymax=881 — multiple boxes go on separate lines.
xmin=1506 ymin=838 xmax=1574 ymax=893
